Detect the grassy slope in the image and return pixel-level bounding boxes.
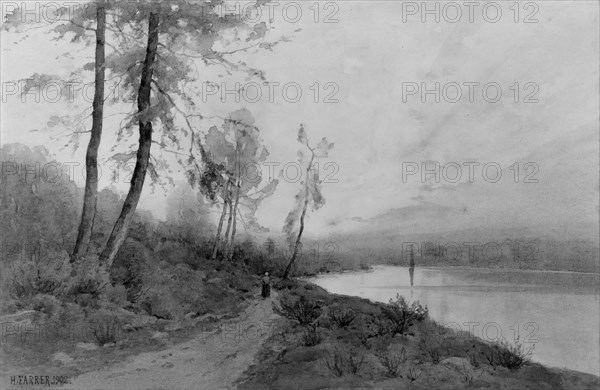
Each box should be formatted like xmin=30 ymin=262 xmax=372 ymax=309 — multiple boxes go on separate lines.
xmin=237 ymin=280 xmax=600 ymax=390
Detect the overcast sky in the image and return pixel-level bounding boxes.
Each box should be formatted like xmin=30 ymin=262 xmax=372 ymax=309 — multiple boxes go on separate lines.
xmin=2 ymin=1 xmax=599 ymax=241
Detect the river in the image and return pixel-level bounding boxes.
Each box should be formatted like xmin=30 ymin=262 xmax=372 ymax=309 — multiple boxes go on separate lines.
xmin=310 ymin=265 xmax=600 ymax=376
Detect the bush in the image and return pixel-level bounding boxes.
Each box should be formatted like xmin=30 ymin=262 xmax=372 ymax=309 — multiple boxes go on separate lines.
xmin=365 ymin=314 xmax=392 ymax=337
xmin=89 ymin=316 xmax=120 ymax=346
xmin=7 ymin=253 xmax=71 ymax=300
xmin=68 ymin=256 xmax=110 ymax=299
xmin=301 ymin=325 xmax=322 ymax=346
xmin=276 ymin=294 xmax=323 ymax=325
xmin=494 ymin=337 xmax=535 ymax=370
xmin=30 ymin=294 xmax=62 ymax=316
xmin=322 ymin=349 xmax=365 ymax=377
xmin=376 ymin=349 xmax=406 ymax=377
xmin=406 ymin=365 xmax=422 ymax=382
xmin=346 ymin=349 xmax=366 ymax=374
xmin=328 ymin=307 xmax=357 ymax=329
xmin=323 ymin=350 xmax=345 ymax=377
xmin=381 ymin=294 xmax=428 ymax=336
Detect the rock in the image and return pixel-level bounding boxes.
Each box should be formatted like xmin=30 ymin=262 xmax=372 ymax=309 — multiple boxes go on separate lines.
xmin=123 ymin=315 xmax=157 ymax=332
xmin=207 ymin=277 xmax=223 ymax=285
xmin=152 ymin=331 xmax=167 ymax=339
xmin=184 ymin=311 xmax=198 ymax=320
xmin=102 ymin=342 xmax=116 ymax=348
xmin=0 ymin=310 xmax=37 ymax=323
xmin=52 ymin=352 xmax=73 ymax=365
xmin=441 ymin=357 xmax=477 ymax=378
xmin=161 ymin=362 xmax=174 ymax=368
xmin=76 ymin=342 xmax=98 ymax=351
xmin=471 ymin=379 xmax=492 ymax=388
xmin=164 ymin=320 xmax=190 ymax=332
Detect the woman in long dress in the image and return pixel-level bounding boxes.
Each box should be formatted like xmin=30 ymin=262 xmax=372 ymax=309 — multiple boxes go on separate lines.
xmin=261 ymin=272 xmax=271 ymax=298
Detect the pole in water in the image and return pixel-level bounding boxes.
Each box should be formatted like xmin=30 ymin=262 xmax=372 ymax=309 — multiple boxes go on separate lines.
xmin=409 ymin=249 xmax=415 ymax=286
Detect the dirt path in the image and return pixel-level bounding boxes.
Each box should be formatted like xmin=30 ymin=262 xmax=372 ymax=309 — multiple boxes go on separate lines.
xmin=63 ymin=292 xmax=279 ymax=390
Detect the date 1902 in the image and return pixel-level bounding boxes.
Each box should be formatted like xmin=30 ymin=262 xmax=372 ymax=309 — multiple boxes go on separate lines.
xmin=10 ymin=375 xmax=71 ymax=386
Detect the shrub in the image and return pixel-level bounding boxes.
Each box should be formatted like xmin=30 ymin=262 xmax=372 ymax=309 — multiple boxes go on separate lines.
xmin=30 ymin=294 xmax=62 ymax=316
xmin=328 ymin=307 xmax=357 ymax=329
xmin=8 ymin=253 xmax=70 ymax=299
xmin=89 ymin=316 xmax=120 ymax=346
xmin=276 ymin=294 xmax=322 ymax=325
xmin=381 ymin=294 xmax=428 ymax=336
xmin=365 ymin=314 xmax=392 ymax=337
xmin=68 ymin=256 xmax=110 ymax=299
xmin=346 ymin=349 xmax=366 ymax=374
xmin=406 ymin=365 xmax=422 ymax=382
xmin=357 ymin=334 xmax=372 ymax=350
xmin=494 ymin=337 xmax=535 ymax=370
xmin=322 ymin=349 xmax=366 ymax=377
xmin=376 ymin=349 xmax=406 ymax=377
xmin=301 ymin=325 xmax=322 ymax=347
xmin=323 ymin=350 xmax=345 ymax=377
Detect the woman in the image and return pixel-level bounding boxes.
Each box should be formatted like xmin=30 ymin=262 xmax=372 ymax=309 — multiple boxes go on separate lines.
xmin=261 ymin=272 xmax=271 ymax=298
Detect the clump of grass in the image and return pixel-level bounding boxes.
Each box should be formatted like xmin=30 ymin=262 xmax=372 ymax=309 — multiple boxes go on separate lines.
xmin=376 ymin=348 xmax=406 ymax=377
xmin=406 ymin=365 xmax=422 ymax=382
xmin=495 ymin=337 xmax=535 ymax=370
xmin=276 ymin=294 xmax=322 ymax=325
xmin=323 ymin=350 xmax=345 ymax=377
xmin=328 ymin=307 xmax=357 ymax=328
xmin=90 ymin=316 xmax=119 ymax=346
xmin=346 ymin=349 xmax=366 ymax=374
xmin=322 ymin=349 xmax=366 ymax=376
xmin=427 ymin=346 xmax=442 ymax=364
xmin=357 ymin=334 xmax=372 ymax=350
xmin=301 ymin=325 xmax=322 ymax=347
xmin=456 ymin=363 xmax=474 ymax=385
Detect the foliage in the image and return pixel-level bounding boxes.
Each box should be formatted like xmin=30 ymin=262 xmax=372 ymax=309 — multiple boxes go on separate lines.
xmin=283 ymin=125 xmax=335 ymax=246
xmin=406 ymin=365 xmax=423 ymax=382
xmin=276 ymin=293 xmax=323 ymax=325
xmin=6 ymin=253 xmax=71 ymax=301
xmin=300 ymin=325 xmax=322 ymax=347
xmin=381 ymin=294 xmax=428 ymax=336
xmin=89 ymin=316 xmax=120 ymax=346
xmin=323 ymin=350 xmax=345 ymax=377
xmin=376 ymin=349 xmax=407 ymax=377
xmin=365 ymin=313 xmax=393 ymax=338
xmin=493 ymin=337 xmax=535 ymax=370
xmin=328 ymin=307 xmax=357 ymax=329
xmin=322 ymin=349 xmax=365 ymax=376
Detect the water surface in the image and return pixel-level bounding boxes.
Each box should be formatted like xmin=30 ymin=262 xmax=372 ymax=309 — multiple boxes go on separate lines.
xmin=311 ymin=266 xmax=600 ymax=376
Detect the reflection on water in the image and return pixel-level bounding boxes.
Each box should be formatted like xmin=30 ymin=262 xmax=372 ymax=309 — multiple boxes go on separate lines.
xmin=311 ymin=265 xmax=600 ymax=376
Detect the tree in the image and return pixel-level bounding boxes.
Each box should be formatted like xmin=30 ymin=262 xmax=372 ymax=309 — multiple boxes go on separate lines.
xmin=99 ymin=9 xmax=160 ymax=266
xmin=72 ymin=2 xmax=107 ymax=261
xmin=5 ymin=1 xmax=288 ymax=266
xmin=3 ymin=1 xmax=110 ymax=261
xmin=283 ymin=125 xmax=334 ymax=279
xmin=98 ymin=1 xmax=283 ymax=266
xmin=198 ymin=109 xmax=278 ymax=261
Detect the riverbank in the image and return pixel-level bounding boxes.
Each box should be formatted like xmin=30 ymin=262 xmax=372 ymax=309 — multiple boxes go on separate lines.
xmin=2 ymin=275 xmax=598 ymax=389
xmin=237 ymin=279 xmax=600 ymax=390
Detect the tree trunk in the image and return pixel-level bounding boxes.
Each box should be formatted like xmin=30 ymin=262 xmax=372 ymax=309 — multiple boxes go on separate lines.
xmin=221 ymin=191 xmax=234 ymax=260
xmin=99 ymin=12 xmax=160 ymax=267
xmin=72 ymin=4 xmax=106 ymax=262
xmin=283 ymin=154 xmax=315 ymax=279
xmin=227 ymin=185 xmax=240 ymax=261
xmin=211 ymin=182 xmax=229 ymax=260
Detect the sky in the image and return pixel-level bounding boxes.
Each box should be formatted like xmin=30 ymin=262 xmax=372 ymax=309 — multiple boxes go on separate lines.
xmin=1 ymin=1 xmax=599 ymax=242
